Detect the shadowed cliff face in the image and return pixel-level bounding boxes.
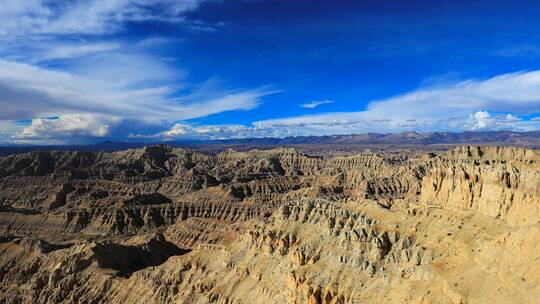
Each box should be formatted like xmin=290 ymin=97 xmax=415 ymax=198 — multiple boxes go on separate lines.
xmin=91 ymin=234 xmax=190 ymax=277
xmin=0 ymin=145 xmax=539 ymax=303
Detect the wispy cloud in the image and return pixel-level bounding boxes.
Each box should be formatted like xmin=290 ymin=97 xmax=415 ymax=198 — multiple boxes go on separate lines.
xmin=0 ymin=0 xmax=281 ymax=144
xmin=253 ymin=71 xmax=540 ymax=135
xmin=0 ymin=0 xmax=209 ymax=37
xmin=494 ymin=45 xmax=540 ymax=58
xmin=300 ymin=99 xmax=334 ymax=109
xmin=34 ymin=42 xmax=122 ymax=62
xmin=0 ymin=58 xmax=177 ymax=120
xmin=138 ymin=70 xmax=540 ymax=140
xmin=0 ymin=60 xmax=273 ymax=120
xmin=2 ymin=1 xmax=539 ymax=144
xmin=131 ymin=123 xmax=288 ymax=141
xmin=0 ymin=58 xmax=275 ymax=143
xmin=6 ymin=68 xmax=540 ymax=143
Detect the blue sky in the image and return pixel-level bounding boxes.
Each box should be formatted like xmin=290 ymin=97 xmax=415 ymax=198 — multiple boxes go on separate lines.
xmin=1 ymin=0 xmax=540 ymax=144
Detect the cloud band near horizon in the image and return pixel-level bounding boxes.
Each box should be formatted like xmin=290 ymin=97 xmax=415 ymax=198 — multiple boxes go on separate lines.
xmin=0 ymin=1 xmax=539 ymax=144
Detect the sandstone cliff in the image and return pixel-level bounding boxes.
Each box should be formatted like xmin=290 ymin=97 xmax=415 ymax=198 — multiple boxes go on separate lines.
xmin=0 ymin=145 xmax=538 ymax=303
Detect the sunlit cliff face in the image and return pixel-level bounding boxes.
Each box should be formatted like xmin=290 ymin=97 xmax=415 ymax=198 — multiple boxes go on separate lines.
xmin=0 ymin=145 xmax=539 ymax=303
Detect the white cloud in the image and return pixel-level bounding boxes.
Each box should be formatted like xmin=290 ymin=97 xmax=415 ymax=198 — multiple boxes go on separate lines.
xmin=0 ymin=57 xmax=274 ymax=143
xmin=0 ymin=58 xmax=171 ymax=120
xmin=468 ymin=111 xmax=492 ymax=129
xmin=9 ymin=69 xmax=540 ymax=143
xmin=466 ymin=111 xmax=526 ymax=130
xmin=300 ymin=99 xmax=334 ymax=109
xmin=0 ymin=59 xmax=273 ymax=122
xmin=254 ymin=71 xmax=540 ymax=135
xmin=0 ymin=0 xmax=282 ymax=144
xmin=161 ymin=123 xmax=190 ymax=137
xmin=2 ymin=2 xmax=539 ymax=144
xmin=0 ymin=121 xmax=24 ymax=144
xmin=36 ymin=42 xmax=122 ymax=61
xmin=132 ymin=123 xmax=290 ymax=140
xmin=0 ymin=0 xmax=208 ymax=37
xmin=14 ymin=114 xmax=118 ymax=141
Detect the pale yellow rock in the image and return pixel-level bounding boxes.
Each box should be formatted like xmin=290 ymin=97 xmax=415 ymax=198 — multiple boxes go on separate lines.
xmin=0 ymin=145 xmax=538 ymax=303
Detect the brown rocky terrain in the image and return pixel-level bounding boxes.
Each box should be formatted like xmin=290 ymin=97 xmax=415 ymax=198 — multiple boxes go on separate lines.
xmin=0 ymin=144 xmax=538 ymax=303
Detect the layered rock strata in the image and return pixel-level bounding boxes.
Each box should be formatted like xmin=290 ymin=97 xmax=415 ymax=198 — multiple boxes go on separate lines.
xmin=0 ymin=145 xmax=538 ymax=303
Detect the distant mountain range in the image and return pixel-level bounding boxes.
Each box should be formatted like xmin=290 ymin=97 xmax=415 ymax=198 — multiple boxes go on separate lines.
xmin=1 ymin=131 xmax=539 ymax=156
xmin=193 ymin=130 xmax=540 ymax=146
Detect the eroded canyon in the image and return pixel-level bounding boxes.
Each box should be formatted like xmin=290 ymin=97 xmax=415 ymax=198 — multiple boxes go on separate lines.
xmin=0 ymin=145 xmax=539 ymax=303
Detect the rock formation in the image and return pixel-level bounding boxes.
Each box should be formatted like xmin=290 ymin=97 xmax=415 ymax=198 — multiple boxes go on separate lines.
xmin=0 ymin=145 xmax=538 ymax=303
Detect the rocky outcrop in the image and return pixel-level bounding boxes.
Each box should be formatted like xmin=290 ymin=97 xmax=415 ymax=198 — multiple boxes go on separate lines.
xmin=0 ymin=233 xmax=188 ymax=303
xmin=420 ymin=146 xmax=540 ymax=225
xmin=0 ymin=145 xmax=539 ymax=303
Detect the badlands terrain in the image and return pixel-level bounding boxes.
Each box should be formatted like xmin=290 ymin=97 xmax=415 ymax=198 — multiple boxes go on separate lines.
xmin=0 ymin=144 xmax=539 ymax=303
